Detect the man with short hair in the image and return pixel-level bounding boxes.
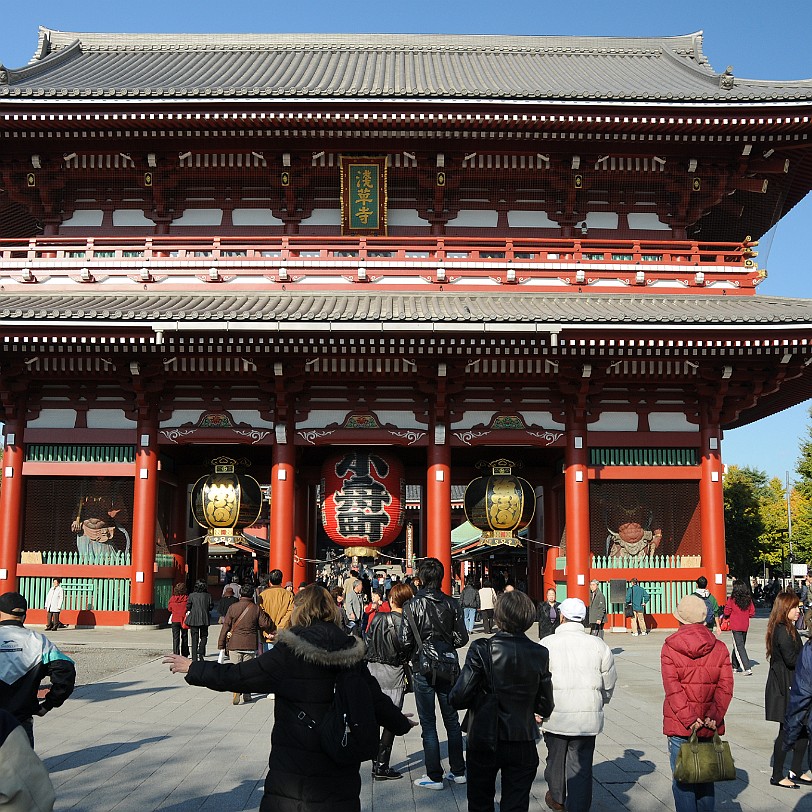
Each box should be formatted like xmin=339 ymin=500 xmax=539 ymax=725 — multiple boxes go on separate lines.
xmin=258 ymin=569 xmax=294 ymax=651
xmin=400 ymin=557 xmax=468 ymax=791
xmin=0 ymin=591 xmax=76 ymax=748
xmin=540 ymin=597 xmax=616 ymax=812
xmin=44 ymin=578 xmax=65 ymax=631
xmin=586 ymin=579 xmax=607 ymax=638
xmin=693 ymin=576 xmax=721 ymax=634
xmin=344 ymin=580 xmax=365 ymax=633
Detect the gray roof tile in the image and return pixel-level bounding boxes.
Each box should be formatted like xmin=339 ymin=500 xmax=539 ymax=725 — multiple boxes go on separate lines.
xmin=2 ymin=29 xmax=810 ymax=103
xmin=0 ymin=291 xmax=809 ymax=327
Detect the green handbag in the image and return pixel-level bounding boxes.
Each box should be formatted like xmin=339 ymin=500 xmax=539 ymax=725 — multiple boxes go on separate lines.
xmin=673 ymin=731 xmax=736 ymax=783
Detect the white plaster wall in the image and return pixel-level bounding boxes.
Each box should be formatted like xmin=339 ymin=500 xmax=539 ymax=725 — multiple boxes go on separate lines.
xmin=447 ymin=210 xmax=498 ymax=228
xmin=452 ymin=411 xmax=498 ymax=430
xmin=112 ymin=209 xmax=153 ymax=227
xmin=507 ymin=211 xmax=559 ymax=228
xmin=589 ymin=412 xmax=639 ymax=431
xmin=388 ymin=209 xmax=428 ymax=226
xmin=61 ymin=210 xmax=104 ymax=227
xmin=26 ymin=409 xmax=77 ymax=429
xmin=520 ymin=412 xmax=566 ymax=431
xmin=627 ymin=212 xmax=670 ymax=231
xmin=227 ymin=411 xmax=275 ymax=428
xmin=85 ymin=409 xmax=136 ymax=429
xmin=300 ymin=209 xmax=341 ymax=226
xmin=648 ymin=413 xmax=698 ymax=432
xmin=173 ymin=209 xmax=223 ymax=226
xmin=232 ymin=208 xmax=284 ymax=226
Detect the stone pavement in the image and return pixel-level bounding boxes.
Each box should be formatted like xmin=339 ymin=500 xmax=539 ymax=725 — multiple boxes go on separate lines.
xmin=28 ymin=615 xmax=812 ymax=811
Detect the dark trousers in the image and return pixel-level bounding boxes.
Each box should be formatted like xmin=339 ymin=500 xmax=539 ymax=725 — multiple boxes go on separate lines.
xmin=467 ymin=740 xmax=539 ymax=812
xmin=171 ymin=622 xmax=189 ymax=657
xmin=773 ymin=723 xmax=808 ymax=780
xmin=189 ymin=625 xmax=208 ymax=661
xmin=543 ymin=732 xmax=595 ymax=812
xmin=730 ymin=630 xmax=751 ymax=671
xmin=481 ymin=608 xmax=494 ymax=634
xmin=46 ymin=611 xmax=61 ymax=630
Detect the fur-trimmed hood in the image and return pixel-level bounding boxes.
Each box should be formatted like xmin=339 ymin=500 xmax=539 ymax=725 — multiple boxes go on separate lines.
xmin=277 ymin=621 xmax=366 ymax=669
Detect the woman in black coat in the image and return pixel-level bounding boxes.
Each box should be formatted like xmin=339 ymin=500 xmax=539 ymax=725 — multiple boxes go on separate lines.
xmin=450 ymin=590 xmax=554 ymax=812
xmin=185 ymin=580 xmax=214 ymax=662
xmin=165 ymin=585 xmax=414 ymax=812
xmin=765 ymin=590 xmax=807 ymax=787
xmin=537 ymin=587 xmax=561 ymax=640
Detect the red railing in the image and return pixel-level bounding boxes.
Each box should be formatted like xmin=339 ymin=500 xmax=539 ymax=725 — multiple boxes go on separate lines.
xmin=0 ymin=235 xmax=754 ymax=267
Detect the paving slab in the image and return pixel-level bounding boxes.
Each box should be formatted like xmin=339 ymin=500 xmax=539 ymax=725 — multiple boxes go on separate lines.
xmin=27 ymin=615 xmax=812 ymax=810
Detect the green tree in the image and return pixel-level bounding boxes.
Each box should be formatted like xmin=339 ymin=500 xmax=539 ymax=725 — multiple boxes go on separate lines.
xmin=797 ymin=406 xmax=812 ymax=500
xmin=758 ymin=476 xmax=791 ymax=572
xmin=724 ymin=465 xmax=766 ymax=578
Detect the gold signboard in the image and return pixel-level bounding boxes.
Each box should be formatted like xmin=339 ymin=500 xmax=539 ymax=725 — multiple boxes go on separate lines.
xmin=340 ymin=156 xmax=388 ymax=236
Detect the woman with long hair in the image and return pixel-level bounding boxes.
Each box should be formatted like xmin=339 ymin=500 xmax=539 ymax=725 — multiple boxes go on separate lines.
xmin=164 ymin=584 xmax=414 ymax=812
xmin=722 ymin=579 xmax=756 ymax=675
xmin=765 ymin=590 xmax=806 ymax=788
xmin=167 ymin=582 xmax=189 ymax=658
xmin=364 ymin=581 xmax=413 ymax=780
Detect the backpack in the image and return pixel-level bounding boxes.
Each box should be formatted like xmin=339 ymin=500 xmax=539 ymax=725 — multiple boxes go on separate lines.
xmin=294 ymin=665 xmax=380 ymax=765
xmin=696 ymin=593 xmax=716 ymax=627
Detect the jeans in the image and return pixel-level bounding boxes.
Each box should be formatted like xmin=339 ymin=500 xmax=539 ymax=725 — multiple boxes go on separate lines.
xmin=730 ymin=631 xmax=751 ymax=671
xmin=464 ymin=607 xmax=477 ymax=633
xmin=467 ymin=739 xmax=538 ymax=812
xmin=171 ymin=623 xmax=189 ymax=657
xmin=668 ymin=735 xmax=715 ymax=812
xmin=413 ymin=672 xmax=465 ymax=782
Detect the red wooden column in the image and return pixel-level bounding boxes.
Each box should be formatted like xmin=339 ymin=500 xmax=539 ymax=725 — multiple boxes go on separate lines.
xmin=271 ymin=439 xmax=296 ymax=584
xmin=293 ymin=482 xmax=310 ymax=587
xmin=427 ymin=439 xmax=452 ymax=595
xmin=130 ymin=419 xmax=159 ymax=624
xmin=0 ymin=416 xmax=26 ymax=591
xmin=564 ymin=416 xmax=590 ymax=603
xmin=700 ymin=418 xmax=727 ymax=606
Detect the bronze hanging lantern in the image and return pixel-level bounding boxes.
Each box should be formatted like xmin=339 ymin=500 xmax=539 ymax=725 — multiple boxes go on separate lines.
xmin=191 ymin=456 xmax=263 ymax=546
xmin=464 ymin=459 xmax=535 ymax=546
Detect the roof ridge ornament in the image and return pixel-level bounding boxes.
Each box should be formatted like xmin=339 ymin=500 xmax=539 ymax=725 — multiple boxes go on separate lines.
xmin=720 ymin=65 xmax=735 ymax=90
xmin=0 ymin=65 xmax=7 ymax=85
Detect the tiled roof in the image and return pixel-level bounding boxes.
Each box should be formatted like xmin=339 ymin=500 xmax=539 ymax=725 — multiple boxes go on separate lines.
xmin=0 ymin=291 xmax=809 ymax=328
xmin=2 ymin=29 xmax=811 ymax=103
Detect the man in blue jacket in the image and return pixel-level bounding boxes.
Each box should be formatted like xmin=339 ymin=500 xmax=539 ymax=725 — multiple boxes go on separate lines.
xmin=626 ymin=578 xmax=650 ymax=636
xmin=0 ymin=591 xmax=76 ymax=747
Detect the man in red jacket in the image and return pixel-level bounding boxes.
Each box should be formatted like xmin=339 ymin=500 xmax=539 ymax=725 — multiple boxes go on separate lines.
xmin=661 ymin=594 xmax=733 ymax=812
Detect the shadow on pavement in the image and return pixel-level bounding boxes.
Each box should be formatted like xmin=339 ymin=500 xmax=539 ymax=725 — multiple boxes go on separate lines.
xmin=157 ymin=779 xmax=262 ymax=811
xmin=44 ymin=736 xmax=169 ymax=772
xmin=593 ymin=747 xmax=656 ymax=805
xmin=72 ymin=681 xmax=176 ymax=701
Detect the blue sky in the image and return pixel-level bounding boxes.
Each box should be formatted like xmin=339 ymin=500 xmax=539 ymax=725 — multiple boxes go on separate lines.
xmin=1 ymin=0 xmax=810 ymax=483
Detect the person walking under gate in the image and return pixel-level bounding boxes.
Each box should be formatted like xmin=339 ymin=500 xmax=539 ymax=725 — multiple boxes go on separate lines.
xmin=460 ymin=576 xmax=480 ymax=634
xmin=722 ymin=580 xmax=755 ymax=676
xmin=186 ymin=580 xmax=213 ymax=662
xmin=168 ymin=582 xmax=190 ymax=658
xmin=43 ymin=578 xmax=66 ymax=631
xmin=586 ymin=580 xmax=607 ymax=638
xmin=626 ymin=578 xmax=650 ymax=636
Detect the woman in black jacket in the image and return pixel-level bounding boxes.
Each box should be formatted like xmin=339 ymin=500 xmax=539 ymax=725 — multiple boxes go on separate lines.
xmin=364 ymin=581 xmax=413 ymax=780
xmin=537 ymin=587 xmax=561 ymax=640
xmin=186 ymin=580 xmax=214 ymax=662
xmin=450 ymin=590 xmax=554 ymax=812
xmin=165 ymin=585 xmax=414 ymax=812
xmin=765 ymin=590 xmax=807 ymax=788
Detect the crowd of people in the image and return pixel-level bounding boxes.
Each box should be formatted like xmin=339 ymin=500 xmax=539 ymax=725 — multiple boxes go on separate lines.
xmin=5 ymin=564 xmax=812 ymax=811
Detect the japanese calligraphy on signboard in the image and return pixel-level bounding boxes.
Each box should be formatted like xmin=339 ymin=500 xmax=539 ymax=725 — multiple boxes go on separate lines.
xmin=340 ymin=156 xmax=388 ymax=236
xmin=321 ymin=450 xmax=404 ymax=557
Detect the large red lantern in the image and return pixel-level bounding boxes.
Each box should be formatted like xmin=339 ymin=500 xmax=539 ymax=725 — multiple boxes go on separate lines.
xmin=464 ymin=459 xmax=535 ymax=546
xmin=321 ymin=451 xmax=405 ymax=558
xmin=191 ymin=457 xmax=263 ymax=546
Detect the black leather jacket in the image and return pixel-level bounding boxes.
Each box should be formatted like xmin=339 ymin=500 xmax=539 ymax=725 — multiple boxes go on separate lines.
xmin=449 ymin=631 xmax=554 ymax=741
xmin=399 ymin=589 xmax=468 ymax=661
xmin=365 ymin=611 xmax=407 ymax=666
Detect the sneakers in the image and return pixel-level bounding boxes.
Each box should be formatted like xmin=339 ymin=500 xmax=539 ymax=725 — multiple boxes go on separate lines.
xmin=413 ymin=775 xmax=444 ymax=791
xmin=444 ymin=772 xmax=467 ymax=784
xmin=643 ymin=631 xmax=649 ymax=635
xmin=631 ymin=632 xmax=639 ymax=636
xmin=372 ymin=766 xmax=403 ymax=781
xmin=743 ymin=669 xmax=753 ymax=676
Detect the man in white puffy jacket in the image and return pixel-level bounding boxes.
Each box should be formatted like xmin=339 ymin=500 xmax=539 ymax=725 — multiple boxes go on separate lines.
xmin=540 ymin=597 xmax=617 ymax=812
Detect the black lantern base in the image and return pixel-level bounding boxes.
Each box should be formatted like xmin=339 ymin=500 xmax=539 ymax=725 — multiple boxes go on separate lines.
xmin=128 ymin=603 xmax=155 ymax=625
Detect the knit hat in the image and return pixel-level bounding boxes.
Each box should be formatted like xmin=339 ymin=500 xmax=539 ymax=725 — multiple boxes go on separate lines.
xmin=0 ymin=591 xmax=27 ymax=617
xmin=559 ymin=597 xmax=586 ymax=622
xmin=673 ymin=594 xmax=707 ymax=625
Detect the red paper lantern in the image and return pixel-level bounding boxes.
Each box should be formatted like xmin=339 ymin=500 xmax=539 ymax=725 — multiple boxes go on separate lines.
xmin=321 ymin=451 xmax=405 ymax=557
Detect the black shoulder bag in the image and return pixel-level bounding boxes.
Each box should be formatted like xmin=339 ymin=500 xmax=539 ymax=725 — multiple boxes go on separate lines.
xmin=405 ymin=601 xmax=460 ymax=689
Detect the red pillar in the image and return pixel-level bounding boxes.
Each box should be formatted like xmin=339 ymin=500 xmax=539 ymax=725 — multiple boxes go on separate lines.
xmin=293 ymin=482 xmax=310 ymax=587
xmin=130 ymin=420 xmax=159 ymax=624
xmin=700 ymin=419 xmax=727 ymax=606
xmin=0 ymin=417 xmax=26 ymax=591
xmin=427 ymin=440 xmax=452 ymax=595
xmin=564 ymin=417 xmax=590 ymax=603
xmin=271 ymin=439 xmax=296 ymax=584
